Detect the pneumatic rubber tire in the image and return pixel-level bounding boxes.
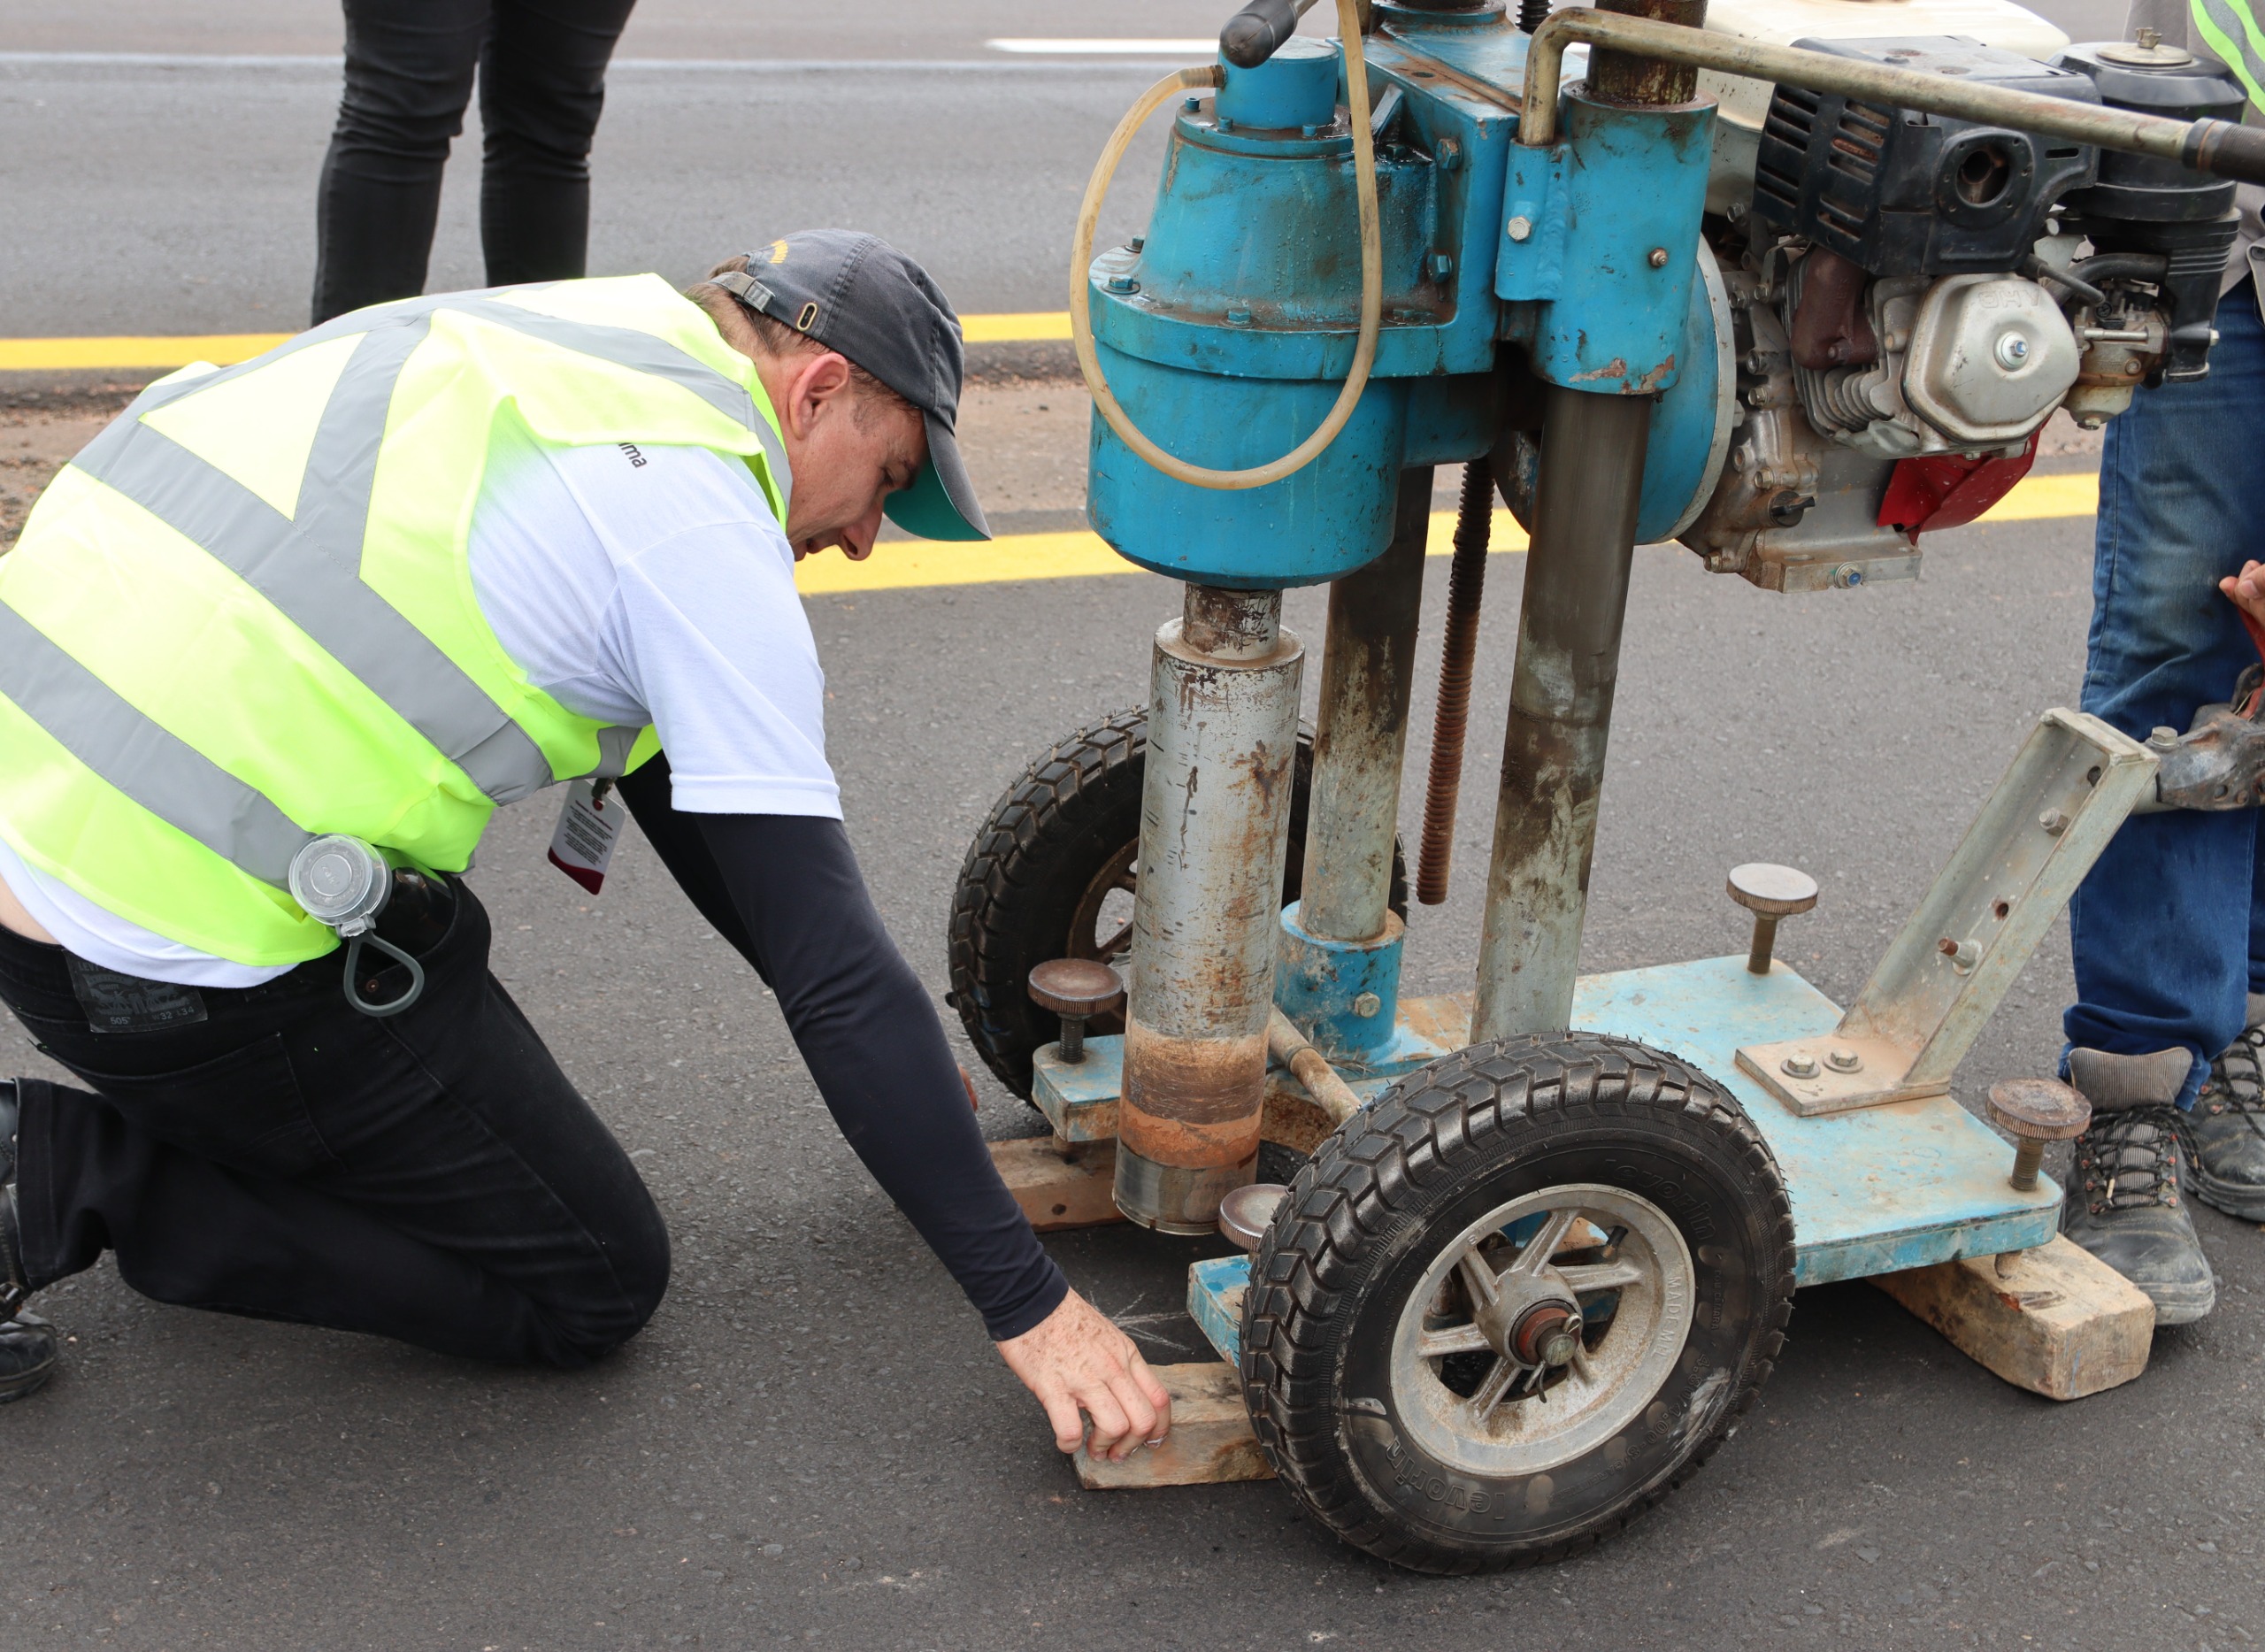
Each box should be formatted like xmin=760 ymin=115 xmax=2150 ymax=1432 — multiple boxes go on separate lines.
xmin=947 ymin=707 xmax=1405 ymax=1102
xmin=1240 ymin=1033 xmax=1795 ymax=1572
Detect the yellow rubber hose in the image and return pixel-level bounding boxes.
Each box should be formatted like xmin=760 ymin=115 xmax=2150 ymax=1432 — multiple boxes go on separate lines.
xmin=1069 ymin=0 xmax=1384 ymax=491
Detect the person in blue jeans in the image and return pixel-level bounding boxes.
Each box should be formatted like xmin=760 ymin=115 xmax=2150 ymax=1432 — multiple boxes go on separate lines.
xmin=2062 ymin=273 xmax=2265 ymax=1323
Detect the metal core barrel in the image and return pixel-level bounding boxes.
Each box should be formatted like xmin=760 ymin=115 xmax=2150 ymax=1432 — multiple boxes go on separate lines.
xmin=1116 ymin=585 xmax=1306 ymax=1233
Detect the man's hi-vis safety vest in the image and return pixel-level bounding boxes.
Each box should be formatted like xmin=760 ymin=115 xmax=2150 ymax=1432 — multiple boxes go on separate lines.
xmin=0 ymin=275 xmax=791 ymax=967
xmin=2195 ymin=0 xmax=2265 ymax=114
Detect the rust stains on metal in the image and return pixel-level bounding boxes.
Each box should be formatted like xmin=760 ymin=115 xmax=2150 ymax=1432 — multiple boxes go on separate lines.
xmin=1589 ymin=0 xmax=1709 ymax=107
xmin=1569 ymin=356 xmax=1632 ymax=384
xmin=1417 ymin=460 xmax=1494 ymax=906
xmin=1301 ymin=471 xmax=1431 ymax=941
xmin=1122 ymin=1021 xmax=1270 ymax=1138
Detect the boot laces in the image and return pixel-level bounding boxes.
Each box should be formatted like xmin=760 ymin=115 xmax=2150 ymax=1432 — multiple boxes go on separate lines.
xmin=2073 ymin=1105 xmax=2184 ymax=1214
xmin=2200 ymin=1024 xmax=2265 ymax=1137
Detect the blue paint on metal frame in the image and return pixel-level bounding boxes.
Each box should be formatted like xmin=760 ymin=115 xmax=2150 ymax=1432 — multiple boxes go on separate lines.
xmin=1276 ymin=901 xmax=1407 ymax=1059
xmin=1032 ymin=1039 xmax=1124 ymax=1143
xmin=1565 ymin=956 xmax=2061 ymax=1285
xmin=1495 ymin=90 xmax=1714 ymax=394
xmin=1189 ymin=1256 xmax=1251 ymax=1367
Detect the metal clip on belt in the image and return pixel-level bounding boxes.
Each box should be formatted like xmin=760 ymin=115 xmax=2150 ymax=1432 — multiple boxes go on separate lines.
xmin=287 ymin=835 xmax=426 ymax=1018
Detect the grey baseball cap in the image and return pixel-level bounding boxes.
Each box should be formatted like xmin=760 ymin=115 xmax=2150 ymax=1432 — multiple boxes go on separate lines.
xmin=711 ymin=230 xmax=990 ymax=542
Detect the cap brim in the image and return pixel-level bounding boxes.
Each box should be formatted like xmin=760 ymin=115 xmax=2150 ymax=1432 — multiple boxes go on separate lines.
xmin=881 ymin=411 xmax=991 ymax=542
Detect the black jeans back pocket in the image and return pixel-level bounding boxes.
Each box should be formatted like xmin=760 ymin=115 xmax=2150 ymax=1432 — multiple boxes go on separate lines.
xmin=57 ymin=1033 xmax=339 ymax=1181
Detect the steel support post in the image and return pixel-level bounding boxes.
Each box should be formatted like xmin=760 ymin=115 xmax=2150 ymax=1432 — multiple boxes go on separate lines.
xmin=1116 ymin=585 xmax=1306 ymax=1233
xmin=1297 ymin=467 xmax=1432 ymax=942
xmin=1470 ymin=386 xmax=1653 ymax=1041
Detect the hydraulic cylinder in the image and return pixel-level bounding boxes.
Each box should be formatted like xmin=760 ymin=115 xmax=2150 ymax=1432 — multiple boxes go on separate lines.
xmin=1116 ymin=586 xmax=1305 ymax=1233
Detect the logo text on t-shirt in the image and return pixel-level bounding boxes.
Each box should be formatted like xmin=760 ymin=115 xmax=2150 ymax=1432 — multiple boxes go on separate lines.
xmin=619 ymin=442 xmax=648 ymax=468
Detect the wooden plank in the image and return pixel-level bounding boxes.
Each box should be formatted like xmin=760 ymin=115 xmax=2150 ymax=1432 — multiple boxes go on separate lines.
xmin=989 ymin=1136 xmax=1125 ymax=1232
xmin=1871 ymin=1233 xmax=2154 ymax=1401
xmin=1073 ymin=1362 xmax=1275 ymax=1490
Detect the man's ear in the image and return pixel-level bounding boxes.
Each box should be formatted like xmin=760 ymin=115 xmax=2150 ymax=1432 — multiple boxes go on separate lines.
xmin=782 ymin=350 xmax=856 ymax=440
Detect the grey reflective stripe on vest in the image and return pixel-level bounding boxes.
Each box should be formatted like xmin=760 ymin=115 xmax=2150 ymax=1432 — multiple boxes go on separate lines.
xmin=71 ymin=315 xmax=559 ymax=809
xmin=121 ymin=288 xmax=793 ymax=519
xmin=2194 ymin=0 xmax=2265 ymax=110
xmin=19 ymin=289 xmax=788 ymax=887
xmin=0 ymin=602 xmax=309 ymax=887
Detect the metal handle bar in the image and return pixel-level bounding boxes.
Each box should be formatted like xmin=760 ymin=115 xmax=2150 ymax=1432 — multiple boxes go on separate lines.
xmin=1519 ymin=7 xmax=2265 ymax=183
xmin=1220 ymin=0 xmax=1326 ymax=68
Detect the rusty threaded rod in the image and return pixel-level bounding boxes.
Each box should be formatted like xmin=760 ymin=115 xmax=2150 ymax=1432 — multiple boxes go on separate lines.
xmin=1415 ymin=460 xmax=1495 ymax=905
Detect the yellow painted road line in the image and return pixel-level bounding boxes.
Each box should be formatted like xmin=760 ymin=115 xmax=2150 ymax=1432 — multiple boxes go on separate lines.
xmin=1 ymin=311 xmax=1079 ymax=371
xmin=800 ymin=473 xmax=2097 ymax=595
xmin=0 ymin=333 xmax=295 ymax=371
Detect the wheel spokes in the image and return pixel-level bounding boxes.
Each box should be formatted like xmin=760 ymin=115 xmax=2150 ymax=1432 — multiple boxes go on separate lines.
xmin=1464 ymin=1356 xmax=1518 ymax=1422
xmin=1557 ymin=1259 xmax=1644 ymax=1295
xmin=1509 ymin=1208 xmax=1579 ymax=1276
xmin=1417 ymin=1323 xmax=1491 ymax=1360
xmin=1455 ymin=1245 xmax=1503 ymax=1309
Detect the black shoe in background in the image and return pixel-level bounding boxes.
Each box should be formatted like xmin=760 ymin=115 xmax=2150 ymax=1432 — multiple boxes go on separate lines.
xmin=0 ymin=1079 xmax=58 ymax=1402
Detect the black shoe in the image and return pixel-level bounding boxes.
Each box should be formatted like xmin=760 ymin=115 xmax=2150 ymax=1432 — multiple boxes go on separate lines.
xmin=2062 ymin=1103 xmax=2216 ymax=1325
xmin=2190 ymin=1023 xmax=2265 ymax=1221
xmin=0 ymin=1309 xmax=56 ymax=1403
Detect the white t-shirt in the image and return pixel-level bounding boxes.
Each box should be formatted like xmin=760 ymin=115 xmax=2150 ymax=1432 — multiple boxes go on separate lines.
xmin=0 ymin=424 xmax=833 ymax=987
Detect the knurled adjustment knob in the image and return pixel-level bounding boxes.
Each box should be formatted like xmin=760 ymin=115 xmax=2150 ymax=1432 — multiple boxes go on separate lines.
xmin=1027 ymin=958 xmax=1125 ymax=1064
xmin=1726 ymin=863 xmax=1818 ymax=975
xmin=1987 ymin=1078 xmax=2091 ymax=1193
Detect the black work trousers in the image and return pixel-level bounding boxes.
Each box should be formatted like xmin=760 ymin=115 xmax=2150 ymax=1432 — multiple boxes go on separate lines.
xmin=0 ymin=887 xmax=667 ymax=1367
xmin=312 ymin=0 xmax=639 ymax=324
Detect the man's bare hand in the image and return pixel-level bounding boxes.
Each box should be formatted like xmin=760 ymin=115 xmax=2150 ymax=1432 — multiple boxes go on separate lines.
xmin=996 ymin=1289 xmax=1171 ymax=1461
xmin=2223 ymin=560 xmax=2265 ymax=630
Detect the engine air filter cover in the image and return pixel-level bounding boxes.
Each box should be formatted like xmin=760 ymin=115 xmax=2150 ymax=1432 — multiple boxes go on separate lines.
xmin=1753 ymin=36 xmax=2101 ymax=276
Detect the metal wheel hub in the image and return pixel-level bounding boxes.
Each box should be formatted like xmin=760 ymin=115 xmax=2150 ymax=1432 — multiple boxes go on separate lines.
xmin=1389 ymin=1182 xmax=1695 ymax=1479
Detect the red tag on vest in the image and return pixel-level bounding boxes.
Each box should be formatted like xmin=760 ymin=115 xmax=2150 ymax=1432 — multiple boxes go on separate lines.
xmin=549 ymin=779 xmax=621 ymax=895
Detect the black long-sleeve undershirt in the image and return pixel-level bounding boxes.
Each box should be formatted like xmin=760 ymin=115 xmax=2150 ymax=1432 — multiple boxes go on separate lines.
xmin=617 ymin=757 xmax=1068 ymax=1341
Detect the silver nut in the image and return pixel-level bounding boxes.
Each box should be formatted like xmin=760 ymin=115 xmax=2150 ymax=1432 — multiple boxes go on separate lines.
xmin=1352 ymin=991 xmax=1382 ymax=1018
xmin=1825 ymin=1048 xmax=1863 ymax=1074
xmin=2147 ymin=725 xmax=2180 ymax=749
xmin=1647 ymin=246 xmax=1670 ymax=269
xmin=2038 ymin=807 xmax=2069 ymax=835
xmin=1994 ymin=334 xmax=2032 ymax=370
xmin=1831 ymin=562 xmax=1863 ymax=589
xmin=1781 ymin=1053 xmax=1821 ymax=1080
xmin=1507 ymin=215 xmax=1533 ymax=242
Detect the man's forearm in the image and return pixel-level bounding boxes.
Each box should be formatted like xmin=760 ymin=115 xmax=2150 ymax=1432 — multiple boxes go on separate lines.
xmin=618 ymin=762 xmax=1067 ymax=1339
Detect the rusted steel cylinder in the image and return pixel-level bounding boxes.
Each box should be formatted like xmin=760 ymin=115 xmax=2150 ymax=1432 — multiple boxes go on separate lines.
xmin=1116 ymin=585 xmax=1306 ymax=1233
xmin=1590 ymin=0 xmax=1708 ymax=108
xmin=1416 ymin=460 xmax=1495 ymax=907
xmin=1470 ymin=385 xmax=1652 ymax=1042
xmin=1299 ymin=467 xmax=1432 ymax=943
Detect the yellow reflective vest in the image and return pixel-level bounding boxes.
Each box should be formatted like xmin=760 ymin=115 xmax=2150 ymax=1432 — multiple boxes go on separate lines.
xmin=0 ymin=275 xmax=790 ymax=966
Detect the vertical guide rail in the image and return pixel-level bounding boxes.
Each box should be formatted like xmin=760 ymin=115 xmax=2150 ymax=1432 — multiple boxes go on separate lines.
xmin=1470 ymin=0 xmax=1698 ymax=1041
xmin=1470 ymin=389 xmax=1653 ymax=1040
xmin=1300 ymin=468 xmax=1433 ymax=941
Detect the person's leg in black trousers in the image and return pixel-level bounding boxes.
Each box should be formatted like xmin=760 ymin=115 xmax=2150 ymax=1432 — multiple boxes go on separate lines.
xmin=0 ymin=887 xmax=668 ymax=1366
xmin=311 ymin=0 xmax=636 ymax=324
xmin=313 ymin=0 xmax=488 ymax=324
xmin=478 ymin=0 xmax=639 ymax=287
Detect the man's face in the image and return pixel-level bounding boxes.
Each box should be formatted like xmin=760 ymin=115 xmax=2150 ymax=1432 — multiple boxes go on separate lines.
xmin=763 ymin=350 xmax=926 ymax=562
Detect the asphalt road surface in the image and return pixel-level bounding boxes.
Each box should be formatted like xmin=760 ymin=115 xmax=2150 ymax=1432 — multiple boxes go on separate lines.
xmin=2 ymin=0 xmax=2129 ymax=337
xmin=6 ymin=3 xmax=2260 ymax=1649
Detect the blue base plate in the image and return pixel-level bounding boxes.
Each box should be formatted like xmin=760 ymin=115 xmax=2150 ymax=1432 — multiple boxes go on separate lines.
xmin=1173 ymin=956 xmax=2061 ymax=1365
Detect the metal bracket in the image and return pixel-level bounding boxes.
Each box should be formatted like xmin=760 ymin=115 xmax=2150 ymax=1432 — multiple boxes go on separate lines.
xmin=1738 ymin=709 xmax=2155 ymax=1116
xmin=2133 ymin=665 xmax=2265 ymax=812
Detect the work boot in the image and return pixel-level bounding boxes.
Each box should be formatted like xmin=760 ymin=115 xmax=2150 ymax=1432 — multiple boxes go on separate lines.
xmin=2187 ymin=995 xmax=2265 ymax=1221
xmin=0 ymin=1080 xmax=58 ymax=1403
xmin=2061 ymin=1049 xmax=2215 ymax=1325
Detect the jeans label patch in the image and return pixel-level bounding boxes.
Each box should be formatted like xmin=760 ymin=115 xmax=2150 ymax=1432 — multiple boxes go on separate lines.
xmin=66 ymin=956 xmax=209 ymax=1033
